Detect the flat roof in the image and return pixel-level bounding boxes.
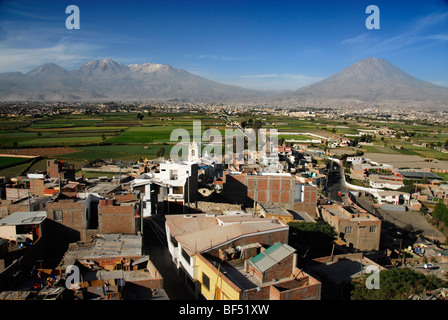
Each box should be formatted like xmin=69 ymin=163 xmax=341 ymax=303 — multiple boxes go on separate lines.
xmin=166 ymin=213 xmax=288 ymax=255
xmin=397 ymin=171 xmax=442 ymax=179
xmin=0 ymin=211 xmax=46 ymax=226
xmin=61 ymin=234 xmax=142 ymax=266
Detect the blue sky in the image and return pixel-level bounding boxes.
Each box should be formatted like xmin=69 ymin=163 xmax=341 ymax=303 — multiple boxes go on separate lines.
xmin=0 ymin=0 xmax=447 ymax=90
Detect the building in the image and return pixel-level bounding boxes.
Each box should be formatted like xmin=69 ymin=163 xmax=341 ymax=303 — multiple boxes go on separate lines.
xmin=165 ymin=212 xmax=292 ymax=298
xmin=195 ymin=242 xmax=321 ymax=300
xmin=373 ymin=190 xmax=411 ymax=205
xmin=256 ymin=203 xmax=316 ymax=224
xmin=221 ymin=172 xmax=317 ymax=217
xmin=131 ymin=161 xmax=198 ymax=217
xmin=47 ymin=159 xmax=76 ymax=181
xmin=0 ymin=210 xmax=46 ymax=243
xmin=57 ymin=234 xmax=167 ymax=300
xmin=318 ymin=204 xmax=381 ymax=251
xmin=46 ymin=193 xmax=140 ymax=243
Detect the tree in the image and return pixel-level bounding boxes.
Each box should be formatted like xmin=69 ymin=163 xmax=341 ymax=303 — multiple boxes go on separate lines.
xmin=155 ymin=147 xmax=165 ymax=158
xmin=433 ymin=202 xmax=448 ymax=227
xmin=350 ymin=268 xmax=447 ymax=300
xmin=288 ymin=221 xmax=336 ymax=258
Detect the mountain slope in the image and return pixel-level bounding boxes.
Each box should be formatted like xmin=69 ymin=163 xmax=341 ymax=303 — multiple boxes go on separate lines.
xmin=0 ymin=59 xmax=266 ymax=102
xmin=285 ymin=58 xmax=448 ymax=107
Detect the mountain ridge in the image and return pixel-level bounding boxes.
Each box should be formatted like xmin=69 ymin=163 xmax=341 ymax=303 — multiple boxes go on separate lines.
xmin=0 ymin=57 xmax=447 ymax=108
xmin=281 ymin=57 xmax=448 ymax=107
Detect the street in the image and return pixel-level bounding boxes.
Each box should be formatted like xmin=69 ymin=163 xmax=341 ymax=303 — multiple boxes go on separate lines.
xmin=142 ymin=215 xmax=196 ymax=300
xmin=325 ymin=161 xmax=349 ymax=204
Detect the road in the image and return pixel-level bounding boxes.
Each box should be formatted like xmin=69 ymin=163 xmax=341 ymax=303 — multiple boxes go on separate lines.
xmin=325 ymin=161 xmax=349 ymax=204
xmin=142 ymin=215 xmax=196 ymax=300
xmin=354 ymin=194 xmax=445 ymax=242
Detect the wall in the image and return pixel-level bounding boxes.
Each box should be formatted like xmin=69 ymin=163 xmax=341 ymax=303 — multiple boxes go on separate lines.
xmin=194 ymin=254 xmax=241 ymax=300
xmin=98 ymin=199 xmax=136 ymax=234
xmin=223 ymin=173 xmax=317 ymax=216
xmin=320 ymin=205 xmax=381 ymax=251
xmin=46 ymin=199 xmax=87 ymax=242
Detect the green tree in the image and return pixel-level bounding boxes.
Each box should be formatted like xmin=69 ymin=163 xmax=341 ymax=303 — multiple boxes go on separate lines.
xmin=351 ymin=268 xmax=447 ymax=300
xmin=433 ymin=202 xmax=448 ymax=227
xmin=155 ymin=147 xmax=165 ymax=158
xmin=288 ymin=221 xmax=336 ymax=258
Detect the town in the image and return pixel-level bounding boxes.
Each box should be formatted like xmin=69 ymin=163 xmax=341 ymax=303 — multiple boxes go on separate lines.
xmin=0 ymin=103 xmax=447 ymax=302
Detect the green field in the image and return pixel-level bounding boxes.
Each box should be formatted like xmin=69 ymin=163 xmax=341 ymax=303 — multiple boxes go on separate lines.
xmin=1 ymin=110 xmax=448 ymax=179
xmin=0 ymin=156 xmax=30 ymax=166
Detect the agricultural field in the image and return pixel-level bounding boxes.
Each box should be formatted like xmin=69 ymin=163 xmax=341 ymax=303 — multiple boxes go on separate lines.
xmin=1 ymin=109 xmax=448 ymax=178
xmin=0 ymin=156 xmax=30 ymax=166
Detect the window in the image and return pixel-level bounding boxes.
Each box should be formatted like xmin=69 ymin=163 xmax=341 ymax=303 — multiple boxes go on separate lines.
xmin=181 ymin=248 xmax=190 ymax=265
xmin=370 ymin=226 xmax=377 ymax=233
xmin=202 ymin=272 xmax=210 ymax=291
xmin=53 ymin=210 xmax=63 ymax=221
xmin=345 ymin=226 xmax=353 ymax=234
xmin=173 ymin=186 xmax=183 ymax=194
xmin=170 ymin=236 xmax=178 ymax=247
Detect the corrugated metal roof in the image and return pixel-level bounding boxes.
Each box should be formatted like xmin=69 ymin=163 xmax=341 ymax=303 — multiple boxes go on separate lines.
xmin=248 ymin=242 xmax=296 ymax=273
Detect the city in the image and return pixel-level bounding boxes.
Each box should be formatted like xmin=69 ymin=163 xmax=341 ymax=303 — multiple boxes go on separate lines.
xmin=0 ymin=103 xmax=447 ymax=304
xmin=0 ymin=1 xmax=447 ymax=315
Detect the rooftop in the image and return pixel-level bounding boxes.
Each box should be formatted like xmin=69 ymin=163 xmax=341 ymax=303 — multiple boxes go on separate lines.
xmin=166 ymin=213 xmax=288 ymax=255
xmin=0 ymin=210 xmax=46 ymax=226
xmin=61 ymin=234 xmax=142 ymax=267
xmin=248 ymin=242 xmax=296 ymax=273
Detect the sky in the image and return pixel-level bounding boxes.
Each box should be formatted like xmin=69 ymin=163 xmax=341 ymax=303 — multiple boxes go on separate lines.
xmin=0 ymin=0 xmax=447 ymax=90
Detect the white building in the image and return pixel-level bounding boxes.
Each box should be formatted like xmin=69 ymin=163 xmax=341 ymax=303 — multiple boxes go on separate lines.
xmin=373 ymin=190 xmax=410 ymax=205
xmin=346 ymin=157 xmax=370 ymax=165
xmin=131 ymin=161 xmax=198 ymax=217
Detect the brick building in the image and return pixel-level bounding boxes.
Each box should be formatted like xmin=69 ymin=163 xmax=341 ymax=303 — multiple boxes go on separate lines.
xmin=47 ymin=159 xmax=76 ymax=181
xmin=46 ymin=194 xmax=140 ymax=244
xmin=195 ymin=242 xmax=321 ymax=300
xmin=98 ymin=198 xmax=139 ymax=235
xmin=222 ymin=172 xmax=317 ymax=216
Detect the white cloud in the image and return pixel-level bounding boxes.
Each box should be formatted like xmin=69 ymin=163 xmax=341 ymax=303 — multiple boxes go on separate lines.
xmin=0 ymin=41 xmax=98 ymax=73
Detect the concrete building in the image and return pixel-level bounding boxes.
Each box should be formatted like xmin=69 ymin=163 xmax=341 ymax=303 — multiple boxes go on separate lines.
xmin=0 ymin=210 xmax=46 ymax=243
xmin=373 ymin=190 xmax=411 ymax=205
xmin=318 ymin=204 xmax=381 ymax=251
xmin=131 ymin=161 xmax=198 ymax=217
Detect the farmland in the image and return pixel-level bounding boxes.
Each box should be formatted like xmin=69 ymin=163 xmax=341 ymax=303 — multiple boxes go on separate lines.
xmin=1 ymin=108 xmax=448 ymax=178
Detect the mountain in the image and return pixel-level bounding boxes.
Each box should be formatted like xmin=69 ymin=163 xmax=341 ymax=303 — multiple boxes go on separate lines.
xmin=0 ymin=58 xmax=266 ymax=102
xmin=281 ymin=58 xmax=448 ymax=108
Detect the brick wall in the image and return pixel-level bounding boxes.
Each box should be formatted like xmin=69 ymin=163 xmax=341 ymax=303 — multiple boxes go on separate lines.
xmin=46 ymin=199 xmax=87 ymax=242
xmin=29 ymin=179 xmax=45 ymax=197
xmin=206 ymin=229 xmax=289 ymax=260
xmin=223 ymin=174 xmax=317 ymax=216
xmin=98 ymin=200 xmax=136 ymax=235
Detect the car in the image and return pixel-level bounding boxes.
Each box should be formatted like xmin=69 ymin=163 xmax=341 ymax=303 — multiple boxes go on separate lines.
xmin=424 ymin=263 xmax=434 ymax=269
